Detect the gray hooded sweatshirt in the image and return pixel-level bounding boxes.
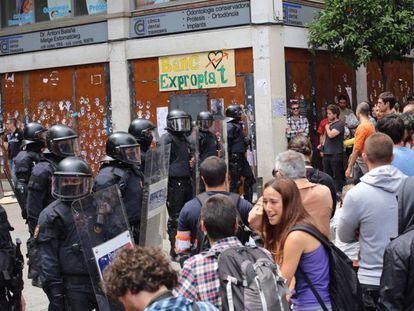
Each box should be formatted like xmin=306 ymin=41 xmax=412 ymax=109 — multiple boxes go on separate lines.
xmin=338 ymin=165 xmax=407 ymax=286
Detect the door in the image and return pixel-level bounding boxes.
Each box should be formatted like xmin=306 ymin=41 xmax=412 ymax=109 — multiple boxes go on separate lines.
xmin=169 ymin=92 xmax=208 ymax=121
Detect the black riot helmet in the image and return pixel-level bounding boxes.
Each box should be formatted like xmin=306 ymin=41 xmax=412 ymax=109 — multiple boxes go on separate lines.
xmin=197 ymin=111 xmax=214 ymax=130
xmin=166 ymin=109 xmax=191 ymax=133
xmin=106 ymin=132 xmax=141 ymax=165
xmin=22 ymin=122 xmax=46 ymax=149
xmin=225 ymin=105 xmax=243 ymax=121
xmin=128 ymin=119 xmax=158 ymax=152
xmin=52 ymin=157 xmax=92 ymax=202
xmin=46 ymin=124 xmax=79 ymax=157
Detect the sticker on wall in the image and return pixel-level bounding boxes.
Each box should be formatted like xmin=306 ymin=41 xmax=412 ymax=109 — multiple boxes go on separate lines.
xmin=211 ymin=98 xmax=224 ymax=118
xmin=156 ymin=107 xmax=168 ymax=137
xmin=49 ymin=71 xmax=59 ymax=86
xmin=91 ymin=74 xmax=102 ymax=85
xmin=95 ymin=98 xmax=100 ymax=107
xmin=5 ymin=73 xmax=14 ymax=83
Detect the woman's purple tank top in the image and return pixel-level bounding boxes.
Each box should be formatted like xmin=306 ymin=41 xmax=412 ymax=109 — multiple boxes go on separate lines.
xmin=291 ymin=244 xmax=331 ymax=310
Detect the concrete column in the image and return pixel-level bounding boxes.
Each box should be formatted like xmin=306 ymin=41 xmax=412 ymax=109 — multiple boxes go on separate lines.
xmin=251 ymin=0 xmax=286 ymax=183
xmin=356 ymin=65 xmax=368 ymax=106
xmin=107 ymin=0 xmax=131 ymax=131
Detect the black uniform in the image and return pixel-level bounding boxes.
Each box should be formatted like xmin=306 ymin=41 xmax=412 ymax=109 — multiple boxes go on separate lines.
xmin=161 ymin=131 xmax=194 ymax=255
xmin=0 ymin=205 xmax=24 ymax=311
xmin=13 ymin=147 xmax=42 ymax=219
xmin=227 ymin=120 xmax=255 ymax=203
xmin=37 ymin=200 xmax=97 ymax=311
xmin=94 ymin=162 xmax=143 ymax=243
xmin=26 ymin=153 xmax=61 ymax=287
xmin=198 ymin=129 xmax=218 ymax=163
xmin=26 ymin=153 xmax=61 ymax=234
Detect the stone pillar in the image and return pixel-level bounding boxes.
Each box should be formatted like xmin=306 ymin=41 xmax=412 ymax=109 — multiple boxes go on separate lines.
xmin=356 ymin=65 xmax=368 ymax=107
xmin=107 ymin=0 xmax=131 ymax=131
xmin=251 ymin=0 xmax=287 ymax=183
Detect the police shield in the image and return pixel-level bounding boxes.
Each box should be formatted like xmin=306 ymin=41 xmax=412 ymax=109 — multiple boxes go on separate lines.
xmin=139 ymin=143 xmax=170 ymax=247
xmin=212 ymin=118 xmax=228 ymax=167
xmin=72 ymin=184 xmax=133 ymax=311
xmin=190 ymin=125 xmax=200 ymax=195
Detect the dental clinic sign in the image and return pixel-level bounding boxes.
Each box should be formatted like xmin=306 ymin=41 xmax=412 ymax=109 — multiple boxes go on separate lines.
xmin=159 ymin=50 xmax=236 ymax=92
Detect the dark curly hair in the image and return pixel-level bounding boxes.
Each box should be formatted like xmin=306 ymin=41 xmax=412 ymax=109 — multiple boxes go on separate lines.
xmin=102 ymin=246 xmax=178 ymax=300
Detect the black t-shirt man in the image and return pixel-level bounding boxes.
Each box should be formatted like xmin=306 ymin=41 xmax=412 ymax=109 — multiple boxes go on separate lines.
xmin=323 ymin=120 xmax=345 ymax=154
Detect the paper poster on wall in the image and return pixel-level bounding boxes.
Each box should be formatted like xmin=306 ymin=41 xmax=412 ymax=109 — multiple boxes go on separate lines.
xmin=159 ymin=50 xmax=236 ymax=91
xmin=156 ymin=107 xmax=168 ymax=137
xmin=272 ymin=99 xmax=286 ymax=117
xmin=211 ymin=98 xmax=224 ymax=118
xmin=92 ymin=230 xmax=133 ymax=280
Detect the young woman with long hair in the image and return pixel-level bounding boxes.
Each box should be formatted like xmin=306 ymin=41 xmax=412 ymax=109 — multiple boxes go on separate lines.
xmin=262 ymin=178 xmax=332 ymax=311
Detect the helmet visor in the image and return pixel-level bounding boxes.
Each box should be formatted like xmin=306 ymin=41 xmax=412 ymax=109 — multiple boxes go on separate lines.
xmin=54 ymin=138 xmax=80 ymax=157
xmin=120 ymin=145 xmax=141 ymax=164
xmin=36 ymin=129 xmax=48 ymax=142
xmin=52 ymin=176 xmax=92 ymax=201
xmin=170 ymin=118 xmax=191 ymax=132
xmin=197 ymin=120 xmax=213 ymax=130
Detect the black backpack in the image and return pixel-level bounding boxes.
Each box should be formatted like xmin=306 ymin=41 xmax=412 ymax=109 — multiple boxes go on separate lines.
xmin=207 ymin=245 xmax=290 ymax=311
xmin=290 ymin=224 xmax=364 ymax=311
xmin=193 ymin=192 xmax=261 ymax=255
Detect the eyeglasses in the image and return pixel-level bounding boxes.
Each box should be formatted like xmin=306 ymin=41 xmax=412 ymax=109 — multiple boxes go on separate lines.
xmin=291 ymin=107 xmax=300 ymax=111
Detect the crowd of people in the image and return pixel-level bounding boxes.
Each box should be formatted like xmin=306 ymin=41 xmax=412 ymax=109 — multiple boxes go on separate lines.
xmin=0 ymin=90 xmax=413 ymax=311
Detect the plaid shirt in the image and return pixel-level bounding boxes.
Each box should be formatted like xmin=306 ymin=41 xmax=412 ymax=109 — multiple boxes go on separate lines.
xmin=174 ymin=236 xmax=243 ymax=309
xmin=144 ymin=295 xmax=218 ymax=311
xmin=286 ymin=115 xmax=309 ymax=139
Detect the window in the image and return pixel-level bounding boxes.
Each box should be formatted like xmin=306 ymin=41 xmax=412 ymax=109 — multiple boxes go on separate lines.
xmin=76 ymin=0 xmax=107 ymax=16
xmin=1 ymin=0 xmax=35 ymax=27
xmin=0 ymin=0 xmax=107 ymax=28
xmin=35 ymin=0 xmax=73 ymax=22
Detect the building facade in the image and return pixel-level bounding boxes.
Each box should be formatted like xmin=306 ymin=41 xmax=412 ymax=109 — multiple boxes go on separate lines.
xmin=1 ymin=0 xmax=413 ymax=180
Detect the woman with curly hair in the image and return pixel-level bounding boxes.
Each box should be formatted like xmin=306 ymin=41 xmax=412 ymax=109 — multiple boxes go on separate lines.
xmin=262 ymin=178 xmax=332 ymax=310
xmin=103 ymin=246 xmax=217 ymax=311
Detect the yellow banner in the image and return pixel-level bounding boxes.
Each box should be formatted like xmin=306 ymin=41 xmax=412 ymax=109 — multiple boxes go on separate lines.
xmin=159 ymin=50 xmax=236 ymax=91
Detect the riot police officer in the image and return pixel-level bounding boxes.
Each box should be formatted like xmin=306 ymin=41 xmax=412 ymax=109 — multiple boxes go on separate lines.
xmin=26 ymin=124 xmax=79 ymax=234
xmin=94 ymin=132 xmax=143 ymax=243
xmin=13 ymin=122 xmax=46 ymax=220
xmin=37 ymin=157 xmax=97 ymax=311
xmin=197 ymin=111 xmax=218 ymax=163
xmin=26 ymin=124 xmax=79 ymax=287
xmin=160 ymin=109 xmax=194 ymax=259
xmin=128 ymin=118 xmax=158 ymax=169
xmin=226 ymin=104 xmax=255 ymax=203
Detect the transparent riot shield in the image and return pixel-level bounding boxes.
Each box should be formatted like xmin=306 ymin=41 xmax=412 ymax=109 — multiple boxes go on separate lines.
xmin=212 ymin=118 xmax=228 ymax=168
xmin=72 ymin=184 xmax=133 ymax=311
xmin=191 ymin=126 xmax=200 ymax=195
xmin=139 ymin=143 xmax=170 ymax=247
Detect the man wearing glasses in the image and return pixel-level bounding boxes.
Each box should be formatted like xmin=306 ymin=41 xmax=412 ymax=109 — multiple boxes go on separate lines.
xmin=286 ymin=102 xmax=309 ymax=142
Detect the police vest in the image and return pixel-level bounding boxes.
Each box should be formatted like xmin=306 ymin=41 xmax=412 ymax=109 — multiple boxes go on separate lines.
xmin=37 ymin=201 xmax=89 ymax=277
xmin=94 ymin=164 xmax=143 ymax=224
xmin=14 ymin=150 xmax=41 ymax=184
xmin=227 ymin=122 xmax=245 ymax=153
xmin=162 ymin=132 xmax=191 ymax=178
xmin=199 ymin=130 xmax=218 ymax=163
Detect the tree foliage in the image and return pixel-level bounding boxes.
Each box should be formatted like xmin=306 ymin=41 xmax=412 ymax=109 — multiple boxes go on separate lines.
xmin=308 ymin=0 xmax=414 ymax=84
